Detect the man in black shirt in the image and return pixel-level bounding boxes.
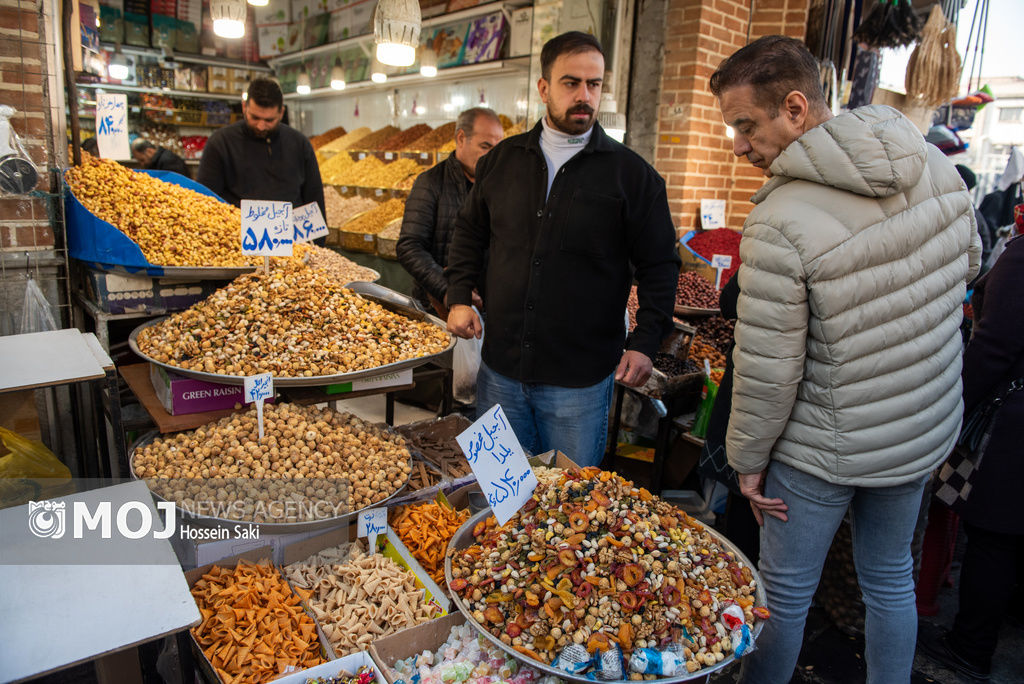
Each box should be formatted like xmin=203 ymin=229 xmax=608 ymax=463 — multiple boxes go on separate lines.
xmin=131 ymin=138 xmax=189 ymax=177
xmin=197 ymin=78 xmax=325 ymax=243
xmin=445 ymin=32 xmax=680 ymax=465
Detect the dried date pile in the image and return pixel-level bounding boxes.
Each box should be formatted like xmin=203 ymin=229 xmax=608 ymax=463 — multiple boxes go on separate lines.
xmin=450 ymin=466 xmax=767 ymax=675
xmin=675 ymin=272 xmax=719 ymax=310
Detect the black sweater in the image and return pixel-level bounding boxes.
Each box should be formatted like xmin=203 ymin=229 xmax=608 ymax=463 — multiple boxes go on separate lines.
xmin=446 ymin=121 xmax=680 ymax=387
xmin=196 ymin=121 xmax=325 ymax=219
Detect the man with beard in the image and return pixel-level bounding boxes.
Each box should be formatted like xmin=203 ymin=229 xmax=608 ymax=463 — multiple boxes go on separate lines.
xmin=445 ymin=31 xmax=679 ymax=466
xmin=198 ymin=77 xmax=325 ymax=242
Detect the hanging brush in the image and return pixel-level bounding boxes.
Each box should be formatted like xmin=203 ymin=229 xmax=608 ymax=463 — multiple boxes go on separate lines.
xmin=905 ymin=5 xmax=962 ymax=108
xmin=852 ymin=0 xmax=923 ymax=49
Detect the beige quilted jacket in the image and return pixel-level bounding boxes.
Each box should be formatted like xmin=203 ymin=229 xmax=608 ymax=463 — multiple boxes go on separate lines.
xmin=726 ymin=105 xmax=982 ymax=486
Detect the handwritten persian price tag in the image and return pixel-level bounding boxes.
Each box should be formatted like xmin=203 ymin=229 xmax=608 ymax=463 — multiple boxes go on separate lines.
xmin=292 ymin=201 xmax=329 ymax=243
xmin=699 ymin=198 xmax=726 ymax=230
xmin=358 ymin=507 xmax=388 ymax=551
xmin=241 ymin=200 xmax=293 ymax=257
xmin=95 ymin=93 xmax=130 ymax=160
xmin=244 ymin=373 xmax=274 ymax=440
xmin=455 ymin=404 xmax=538 ymax=525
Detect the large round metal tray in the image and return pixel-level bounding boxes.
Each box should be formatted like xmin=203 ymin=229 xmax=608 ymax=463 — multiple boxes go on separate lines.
xmin=128 ymin=284 xmax=453 ymax=387
xmin=674 ymin=305 xmax=720 ymax=318
xmin=80 ymin=260 xmax=257 ymax=280
xmin=129 ymin=429 xmax=412 ymax=534
xmin=444 ymin=507 xmax=766 ymax=683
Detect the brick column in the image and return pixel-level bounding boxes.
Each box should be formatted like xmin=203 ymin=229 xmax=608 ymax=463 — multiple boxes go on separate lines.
xmin=655 ymin=0 xmax=810 ymax=233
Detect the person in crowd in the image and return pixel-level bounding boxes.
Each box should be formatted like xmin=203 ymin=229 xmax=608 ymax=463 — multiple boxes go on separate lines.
xmin=955 ymin=164 xmax=994 ymax=274
xmin=198 ymin=77 xmax=325 ymax=243
xmin=81 ymin=136 xmax=98 ymax=156
xmin=131 ymin=138 xmax=189 ymax=177
xmin=918 ymin=233 xmax=1024 ymax=681
xmin=445 ymin=31 xmax=680 ymax=466
xmin=396 ymin=107 xmax=503 ymax=317
xmin=710 ymin=35 xmax=980 ymax=683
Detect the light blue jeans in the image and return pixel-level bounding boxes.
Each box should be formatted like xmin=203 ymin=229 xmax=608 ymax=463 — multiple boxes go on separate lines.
xmin=741 ymin=461 xmax=928 ymax=684
xmin=476 ymin=361 xmax=614 ymax=467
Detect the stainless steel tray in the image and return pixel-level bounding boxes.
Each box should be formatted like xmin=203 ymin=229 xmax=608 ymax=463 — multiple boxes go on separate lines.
xmin=444 ymin=507 xmax=766 ymax=683
xmin=128 ymin=284 xmax=453 ymax=387
xmin=129 ymin=429 xmax=412 ymax=534
xmin=674 ymin=305 xmax=720 ymax=318
xmin=83 ymin=261 xmax=257 ymax=280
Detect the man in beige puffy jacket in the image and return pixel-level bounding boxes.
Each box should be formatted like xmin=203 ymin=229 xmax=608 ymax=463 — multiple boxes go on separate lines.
xmin=710 ymin=36 xmax=981 ymax=684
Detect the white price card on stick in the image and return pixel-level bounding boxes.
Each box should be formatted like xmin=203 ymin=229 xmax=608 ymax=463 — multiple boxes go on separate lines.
xmin=455 ymin=404 xmax=538 ymax=526
xmin=95 ymin=93 xmax=131 ymax=160
xmin=700 ymin=198 xmax=726 ymax=230
xmin=244 ymin=373 xmax=274 ymax=440
xmin=292 ymin=201 xmax=329 ymax=243
xmin=711 ymin=253 xmax=733 ymax=289
xmin=358 ymin=507 xmax=388 ymax=550
xmin=241 ymin=200 xmax=293 ymax=257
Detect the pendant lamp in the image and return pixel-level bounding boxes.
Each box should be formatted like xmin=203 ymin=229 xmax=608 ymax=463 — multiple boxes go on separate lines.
xmin=373 ymin=0 xmax=420 ymax=67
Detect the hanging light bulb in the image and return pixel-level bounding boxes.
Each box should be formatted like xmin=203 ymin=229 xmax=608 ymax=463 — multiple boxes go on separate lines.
xmin=419 ymin=47 xmax=437 ymax=78
xmin=247 ymin=0 xmax=269 ymax=6
xmin=296 ymin=68 xmax=312 ymax=95
xmin=374 ymin=0 xmax=420 ymax=67
xmin=331 ymin=58 xmax=346 ymax=90
xmin=211 ymin=0 xmax=247 ymax=39
xmin=107 ymin=45 xmax=131 ymax=81
xmin=370 ymin=57 xmax=387 ymax=84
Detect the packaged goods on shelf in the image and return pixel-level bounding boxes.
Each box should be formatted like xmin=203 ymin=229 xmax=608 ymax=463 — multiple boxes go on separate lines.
xmin=408 ymin=122 xmax=456 ymax=151
xmin=284 ymin=543 xmax=441 ymax=656
xmin=342 ymin=198 xmax=405 ymax=236
xmin=377 ymin=124 xmax=432 ymax=151
xmin=65 ymin=155 xmax=251 ymax=268
xmin=135 ymin=259 xmax=447 ymax=377
xmin=323 ymin=190 xmax=380 ymax=228
xmin=133 ymin=403 xmax=413 ymax=520
xmin=310 ymin=126 xmax=348 ymax=149
xmin=449 ymin=466 xmax=766 ymax=675
xmin=320 ymin=126 xmax=373 ymax=152
xmin=349 ymin=125 xmax=400 ymax=151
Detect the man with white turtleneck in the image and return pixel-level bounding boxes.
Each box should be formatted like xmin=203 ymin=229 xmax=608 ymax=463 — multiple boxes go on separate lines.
xmin=445 ymin=31 xmax=680 ymax=467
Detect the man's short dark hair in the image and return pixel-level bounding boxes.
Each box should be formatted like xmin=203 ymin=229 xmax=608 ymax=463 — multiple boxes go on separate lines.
xmin=456 ymin=107 xmax=500 ymax=138
xmin=709 ymin=35 xmax=826 ymax=116
xmin=540 ymin=31 xmax=604 ymax=82
xmin=130 ymin=138 xmax=156 ymax=153
xmin=246 ymin=77 xmax=284 ymax=110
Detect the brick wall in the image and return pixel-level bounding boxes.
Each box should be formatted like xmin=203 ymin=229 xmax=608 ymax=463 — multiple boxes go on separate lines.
xmin=655 ymin=0 xmax=810 ymax=232
xmin=0 ymin=0 xmax=55 ymax=252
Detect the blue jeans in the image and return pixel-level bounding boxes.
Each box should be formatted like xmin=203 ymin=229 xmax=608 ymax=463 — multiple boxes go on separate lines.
xmin=741 ymin=461 xmax=927 ymax=684
xmin=475 ymin=361 xmax=614 ymax=467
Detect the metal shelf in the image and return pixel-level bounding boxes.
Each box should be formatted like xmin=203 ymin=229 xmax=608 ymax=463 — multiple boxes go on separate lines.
xmin=283 ymin=58 xmax=530 ymax=100
xmin=77 ymin=82 xmax=243 ymax=102
xmin=98 ymin=42 xmax=272 ymax=73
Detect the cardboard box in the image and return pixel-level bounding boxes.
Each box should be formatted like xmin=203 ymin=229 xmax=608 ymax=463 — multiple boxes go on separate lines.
xmin=80 ymin=268 xmax=219 ymax=314
xmin=462 ymin=12 xmax=506 ymax=64
xmin=328 ymin=7 xmax=351 ymax=42
xmin=347 ymin=0 xmax=373 ymax=37
xmin=508 ymin=7 xmax=532 ymax=57
xmin=273 ymin=651 xmax=386 ymax=684
xmin=369 ymin=613 xmax=467 ymax=684
xmin=149 ymin=364 xmax=256 ymax=416
xmin=257 ymin=23 xmax=290 ymax=58
xmin=254 ymin=0 xmax=290 ymax=25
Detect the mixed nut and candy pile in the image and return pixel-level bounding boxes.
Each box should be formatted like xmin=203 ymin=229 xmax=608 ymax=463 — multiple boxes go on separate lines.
xmin=449 ymin=466 xmax=767 ymax=678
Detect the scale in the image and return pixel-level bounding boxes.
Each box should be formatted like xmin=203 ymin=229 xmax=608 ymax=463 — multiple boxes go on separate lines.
xmin=0 ymin=106 xmax=39 ymax=195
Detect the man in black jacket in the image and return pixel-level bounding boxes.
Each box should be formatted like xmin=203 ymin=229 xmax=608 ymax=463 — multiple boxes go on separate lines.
xmin=131 ymin=138 xmax=189 ymax=177
xmin=445 ymin=32 xmax=680 ymax=466
xmin=197 ymin=78 xmax=325 ymax=243
xmin=397 ymin=107 xmax=503 ymax=316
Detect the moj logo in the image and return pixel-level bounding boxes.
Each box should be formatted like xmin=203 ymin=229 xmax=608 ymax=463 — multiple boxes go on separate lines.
xmin=28 ymin=499 xmax=176 ymax=540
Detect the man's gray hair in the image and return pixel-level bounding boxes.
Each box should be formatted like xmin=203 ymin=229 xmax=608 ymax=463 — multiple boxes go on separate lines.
xmin=131 ymin=138 xmax=156 ymax=153
xmin=455 ymin=107 xmax=500 ymax=138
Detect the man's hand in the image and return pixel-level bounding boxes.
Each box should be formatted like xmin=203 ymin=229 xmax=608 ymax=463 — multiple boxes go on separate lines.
xmin=615 ymin=350 xmax=653 ymax=387
xmin=447 ymin=304 xmax=483 ymax=339
xmin=738 ymin=470 xmax=789 ymax=526
xmin=471 ymin=290 xmax=484 ymax=310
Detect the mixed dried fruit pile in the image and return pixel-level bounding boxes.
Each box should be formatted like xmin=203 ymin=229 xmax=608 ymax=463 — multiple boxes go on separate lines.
xmin=449 ymin=467 xmax=766 ymax=675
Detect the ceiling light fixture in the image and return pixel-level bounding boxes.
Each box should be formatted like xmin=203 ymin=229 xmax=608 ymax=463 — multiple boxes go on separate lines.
xmin=373 ymin=0 xmax=420 ymax=67
xmin=296 ymin=68 xmax=312 ymax=95
xmin=107 ymin=45 xmax=131 ymax=81
xmin=419 ymin=47 xmax=437 ymax=78
xmin=211 ymin=0 xmax=247 ymax=39
xmin=370 ymin=57 xmax=387 ymax=83
xmin=247 ymin=0 xmax=269 ymax=6
xmin=331 ymin=58 xmax=346 ymax=90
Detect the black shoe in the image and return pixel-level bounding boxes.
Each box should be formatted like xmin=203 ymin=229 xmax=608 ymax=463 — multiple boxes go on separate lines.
xmin=918 ymin=629 xmax=991 ymax=681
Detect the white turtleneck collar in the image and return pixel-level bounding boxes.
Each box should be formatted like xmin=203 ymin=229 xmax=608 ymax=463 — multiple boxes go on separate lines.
xmin=539 ymin=116 xmax=593 ymax=199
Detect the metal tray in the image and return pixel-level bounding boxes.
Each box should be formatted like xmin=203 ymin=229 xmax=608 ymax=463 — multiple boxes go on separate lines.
xmin=128 ymin=283 xmax=453 ymax=387
xmin=82 ymin=260 xmax=256 ymax=280
xmin=129 ymin=429 xmax=412 ymax=534
xmin=674 ymin=305 xmax=720 ymax=317
xmin=444 ymin=507 xmax=766 ymax=683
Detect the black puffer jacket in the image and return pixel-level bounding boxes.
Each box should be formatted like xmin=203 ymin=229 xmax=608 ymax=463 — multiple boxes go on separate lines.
xmin=396 ymin=153 xmax=472 ymax=311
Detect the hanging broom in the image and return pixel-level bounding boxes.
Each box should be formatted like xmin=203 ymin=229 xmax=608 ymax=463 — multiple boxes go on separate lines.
xmin=853 ymin=0 xmax=922 ymax=49
xmin=905 ymin=5 xmax=962 ymax=108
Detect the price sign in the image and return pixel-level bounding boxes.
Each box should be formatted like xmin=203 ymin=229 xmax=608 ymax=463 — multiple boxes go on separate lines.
xmin=95 ymin=93 xmax=130 ymax=160
xmin=357 ymin=507 xmax=388 ymax=551
xmin=456 ymin=404 xmax=537 ymax=525
xmin=700 ymin=198 xmax=726 ymax=230
xmin=243 ymin=373 xmax=274 ymax=439
xmin=711 ymin=253 xmax=733 ymax=290
xmin=384 ymin=152 xmax=394 ymax=160
xmin=241 ymin=200 xmax=293 ymax=257
xmin=292 ymin=202 xmax=329 ymax=243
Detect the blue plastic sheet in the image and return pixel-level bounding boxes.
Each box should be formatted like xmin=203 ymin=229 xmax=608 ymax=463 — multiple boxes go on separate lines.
xmin=65 ymin=168 xmax=228 ymax=276
xmin=679 ymin=229 xmax=712 ymax=265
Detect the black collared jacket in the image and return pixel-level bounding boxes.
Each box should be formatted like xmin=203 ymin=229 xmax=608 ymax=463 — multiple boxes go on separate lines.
xmin=446 ymin=121 xmax=680 ymax=387
xmin=196 ymin=121 xmax=325 ymax=220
